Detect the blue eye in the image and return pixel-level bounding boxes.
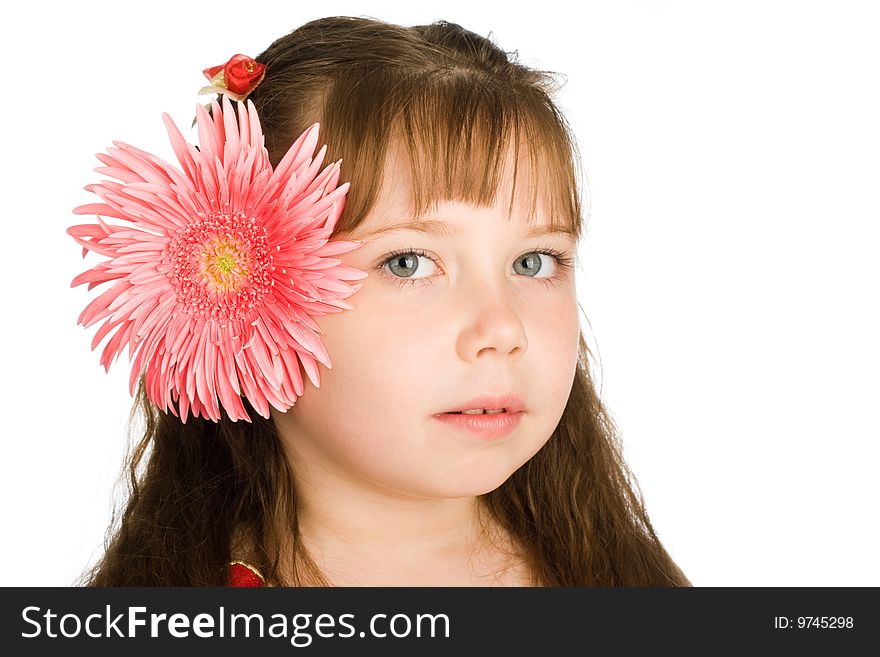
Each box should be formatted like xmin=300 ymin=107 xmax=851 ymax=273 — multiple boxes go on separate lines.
xmin=514 ymin=252 xmax=557 ymax=278
xmin=377 ymin=246 xmax=575 ymax=289
xmin=382 ymin=249 xmax=438 ymax=281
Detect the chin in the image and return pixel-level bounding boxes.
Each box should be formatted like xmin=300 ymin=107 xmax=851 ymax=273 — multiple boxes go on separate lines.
xmin=435 ymin=468 xmax=516 ymax=498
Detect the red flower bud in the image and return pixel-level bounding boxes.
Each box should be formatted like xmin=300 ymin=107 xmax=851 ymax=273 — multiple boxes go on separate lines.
xmin=202 ymin=54 xmax=266 ymax=98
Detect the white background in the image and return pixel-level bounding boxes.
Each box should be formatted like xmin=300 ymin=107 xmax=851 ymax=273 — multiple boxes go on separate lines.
xmin=1 ymin=0 xmax=877 ymax=586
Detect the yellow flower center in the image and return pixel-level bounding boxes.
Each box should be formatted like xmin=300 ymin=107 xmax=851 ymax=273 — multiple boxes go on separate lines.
xmin=203 ymin=239 xmax=248 ymax=292
xmin=215 ymin=253 xmax=236 ymax=273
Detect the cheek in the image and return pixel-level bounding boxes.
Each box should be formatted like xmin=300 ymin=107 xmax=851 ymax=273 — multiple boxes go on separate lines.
xmin=277 ymin=308 xmax=422 ymax=467
xmin=331 ymin=283 xmax=443 ymax=351
xmin=526 ymin=284 xmax=579 ymax=341
xmin=309 ymin=292 xmax=439 ymax=408
xmin=526 ymin=295 xmax=580 ymax=405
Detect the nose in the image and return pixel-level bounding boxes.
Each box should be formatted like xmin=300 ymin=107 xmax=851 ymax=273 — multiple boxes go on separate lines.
xmin=455 ymin=281 xmax=528 ymax=362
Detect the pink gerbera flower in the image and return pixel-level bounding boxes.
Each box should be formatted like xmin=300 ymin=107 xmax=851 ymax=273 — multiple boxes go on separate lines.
xmin=69 ymin=95 xmax=367 ymax=423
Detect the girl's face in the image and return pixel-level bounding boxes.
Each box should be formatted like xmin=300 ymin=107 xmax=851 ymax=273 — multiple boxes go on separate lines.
xmin=272 ymin=141 xmax=580 ymax=500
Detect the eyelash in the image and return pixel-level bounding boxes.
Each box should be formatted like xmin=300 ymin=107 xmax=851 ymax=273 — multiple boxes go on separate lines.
xmin=376 ymin=245 xmax=575 ymax=290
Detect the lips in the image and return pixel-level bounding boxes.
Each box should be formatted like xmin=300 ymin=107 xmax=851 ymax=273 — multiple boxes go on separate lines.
xmin=433 ymin=404 xmax=525 ymax=439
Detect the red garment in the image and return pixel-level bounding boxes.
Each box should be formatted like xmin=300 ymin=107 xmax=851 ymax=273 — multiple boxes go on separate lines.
xmin=228 ymin=562 xmax=266 ymax=587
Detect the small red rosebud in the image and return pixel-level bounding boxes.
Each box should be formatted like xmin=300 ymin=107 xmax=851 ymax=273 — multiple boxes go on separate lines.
xmin=201 ymin=54 xmax=266 ymax=99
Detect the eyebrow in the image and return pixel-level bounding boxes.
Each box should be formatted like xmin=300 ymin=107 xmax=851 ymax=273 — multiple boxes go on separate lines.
xmin=356 ymin=219 xmax=577 ymax=240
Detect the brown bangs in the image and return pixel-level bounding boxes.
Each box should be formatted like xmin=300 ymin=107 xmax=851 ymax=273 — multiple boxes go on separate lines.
xmin=265 ymin=65 xmax=584 ymax=240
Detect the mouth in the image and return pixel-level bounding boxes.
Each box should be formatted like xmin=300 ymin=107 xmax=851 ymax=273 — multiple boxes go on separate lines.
xmin=433 ymin=408 xmax=524 ymax=439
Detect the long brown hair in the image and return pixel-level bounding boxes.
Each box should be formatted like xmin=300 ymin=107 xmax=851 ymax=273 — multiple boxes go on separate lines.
xmin=79 ymin=16 xmax=689 ymax=586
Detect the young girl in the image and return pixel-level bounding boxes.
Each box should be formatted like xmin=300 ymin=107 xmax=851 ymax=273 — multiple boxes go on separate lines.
xmin=72 ymin=16 xmax=689 ymax=587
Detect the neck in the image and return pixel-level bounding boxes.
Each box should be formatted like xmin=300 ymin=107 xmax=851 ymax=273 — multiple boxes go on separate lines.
xmin=286 ymin=466 xmax=516 ymax=586
xmin=297 ymin=469 xmax=488 ymax=552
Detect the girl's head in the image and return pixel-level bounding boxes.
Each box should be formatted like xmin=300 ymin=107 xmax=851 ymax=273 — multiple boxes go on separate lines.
xmin=246 ymin=17 xmax=582 ymax=500
xmin=82 ymin=16 xmax=689 ymax=587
